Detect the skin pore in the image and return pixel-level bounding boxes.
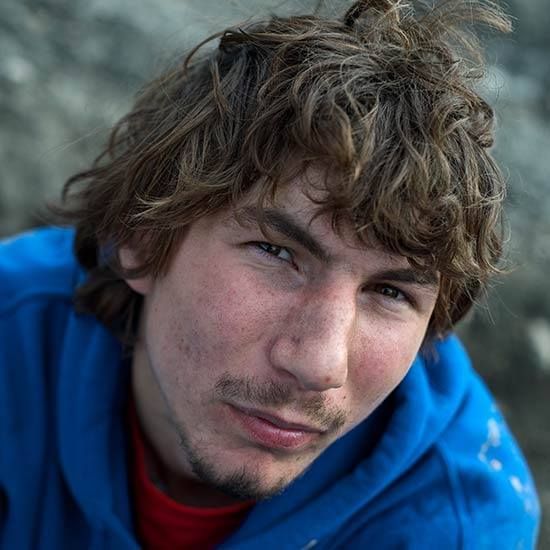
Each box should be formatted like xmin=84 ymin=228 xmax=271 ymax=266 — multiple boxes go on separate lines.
xmin=125 ymin=179 xmax=440 ymax=507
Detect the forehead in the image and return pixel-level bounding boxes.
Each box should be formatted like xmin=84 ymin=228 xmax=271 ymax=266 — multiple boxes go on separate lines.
xmin=237 ymin=173 xmax=380 ymax=250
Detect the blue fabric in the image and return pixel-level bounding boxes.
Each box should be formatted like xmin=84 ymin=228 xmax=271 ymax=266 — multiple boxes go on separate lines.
xmin=0 ymin=227 xmax=540 ymax=549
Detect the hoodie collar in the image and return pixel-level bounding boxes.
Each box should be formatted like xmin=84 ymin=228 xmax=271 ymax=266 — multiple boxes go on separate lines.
xmin=57 ymin=307 xmax=136 ymax=548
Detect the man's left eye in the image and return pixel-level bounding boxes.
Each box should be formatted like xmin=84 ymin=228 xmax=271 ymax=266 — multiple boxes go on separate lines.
xmin=376 ymin=285 xmax=406 ymax=301
xmin=255 ymin=242 xmax=294 ymax=263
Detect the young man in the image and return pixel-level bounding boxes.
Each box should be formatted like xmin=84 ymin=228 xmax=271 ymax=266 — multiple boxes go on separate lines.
xmin=0 ymin=0 xmax=541 ymax=548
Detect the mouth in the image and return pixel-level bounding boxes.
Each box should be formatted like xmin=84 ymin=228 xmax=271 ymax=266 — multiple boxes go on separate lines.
xmin=226 ymin=403 xmax=325 ymax=451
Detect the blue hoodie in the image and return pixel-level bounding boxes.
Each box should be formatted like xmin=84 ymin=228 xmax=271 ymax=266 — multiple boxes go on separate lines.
xmin=0 ymin=227 xmax=540 ymax=549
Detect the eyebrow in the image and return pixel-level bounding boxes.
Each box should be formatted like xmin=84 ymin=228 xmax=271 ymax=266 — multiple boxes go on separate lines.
xmin=238 ymin=206 xmax=332 ymax=263
xmin=236 ymin=206 xmax=439 ymax=288
xmin=374 ymin=268 xmax=439 ymax=288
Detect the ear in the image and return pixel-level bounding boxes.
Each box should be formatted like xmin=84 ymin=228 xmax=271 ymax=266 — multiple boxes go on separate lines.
xmin=118 ymin=245 xmax=154 ymax=296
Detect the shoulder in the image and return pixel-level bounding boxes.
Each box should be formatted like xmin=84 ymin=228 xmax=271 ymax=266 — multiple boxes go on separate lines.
xmin=0 ymin=226 xmax=80 ymax=314
xmin=391 ymin=335 xmax=540 ymax=547
xmin=0 ymin=226 xmax=82 ymax=380
xmin=434 ymin=364 xmax=540 ymax=548
xmin=340 ymin=337 xmax=540 ymax=549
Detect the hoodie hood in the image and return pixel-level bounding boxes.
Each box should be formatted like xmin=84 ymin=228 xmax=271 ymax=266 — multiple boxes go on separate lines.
xmin=0 ymin=227 xmax=539 ymax=549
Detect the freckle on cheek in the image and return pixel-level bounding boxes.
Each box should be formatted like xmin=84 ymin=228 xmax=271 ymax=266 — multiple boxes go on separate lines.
xmin=178 ymin=340 xmax=193 ymax=356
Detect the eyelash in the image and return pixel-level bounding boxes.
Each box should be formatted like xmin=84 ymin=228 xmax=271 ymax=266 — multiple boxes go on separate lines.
xmin=253 ymin=242 xmax=294 ymax=264
xmin=371 ymin=284 xmax=410 ymax=303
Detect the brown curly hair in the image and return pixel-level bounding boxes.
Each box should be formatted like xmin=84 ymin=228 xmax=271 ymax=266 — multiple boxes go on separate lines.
xmin=55 ymin=0 xmax=511 ymax=343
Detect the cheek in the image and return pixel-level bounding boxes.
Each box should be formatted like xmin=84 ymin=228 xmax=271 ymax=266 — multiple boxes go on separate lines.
xmin=150 ymin=262 xmax=277 ymax=371
xmin=195 ymin=272 xmax=270 ymax=348
xmin=345 ymin=323 xmax=424 ymax=419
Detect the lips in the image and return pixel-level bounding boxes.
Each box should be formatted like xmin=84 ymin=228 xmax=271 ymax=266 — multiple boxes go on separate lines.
xmin=227 ymin=404 xmax=324 ymax=450
xmin=238 ymin=406 xmax=323 ymax=432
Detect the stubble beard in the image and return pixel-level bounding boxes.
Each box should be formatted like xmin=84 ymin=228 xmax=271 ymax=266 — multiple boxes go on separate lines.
xmin=175 ymin=420 xmax=292 ymax=501
xmin=171 ymin=372 xmax=348 ymax=501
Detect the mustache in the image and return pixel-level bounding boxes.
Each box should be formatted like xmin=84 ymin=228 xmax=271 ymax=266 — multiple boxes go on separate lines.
xmin=215 ymin=373 xmax=347 ymax=433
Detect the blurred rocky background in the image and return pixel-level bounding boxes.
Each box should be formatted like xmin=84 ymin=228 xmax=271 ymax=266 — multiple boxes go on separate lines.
xmin=1 ymin=0 xmax=548 ymax=545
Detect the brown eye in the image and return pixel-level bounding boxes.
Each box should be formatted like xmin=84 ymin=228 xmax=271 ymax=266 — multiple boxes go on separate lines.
xmin=259 ymin=243 xmax=282 ymax=255
xmin=377 ymin=285 xmax=404 ymax=300
xmin=255 ymin=242 xmax=293 ymax=263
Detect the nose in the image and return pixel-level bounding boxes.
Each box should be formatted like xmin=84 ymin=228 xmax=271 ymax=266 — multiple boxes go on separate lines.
xmin=269 ymin=287 xmax=355 ymax=392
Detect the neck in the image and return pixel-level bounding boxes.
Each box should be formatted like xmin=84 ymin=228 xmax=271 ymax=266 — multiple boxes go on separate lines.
xmin=139 ymin=431 xmax=245 ymax=508
xmin=131 ymin=338 xmax=244 ymax=508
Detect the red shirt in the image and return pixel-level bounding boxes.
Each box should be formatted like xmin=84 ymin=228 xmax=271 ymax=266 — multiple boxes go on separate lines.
xmin=129 ymin=406 xmax=253 ymax=549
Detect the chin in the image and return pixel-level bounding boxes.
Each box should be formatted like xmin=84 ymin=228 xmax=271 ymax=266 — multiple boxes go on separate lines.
xmin=184 ymin=441 xmax=315 ymax=501
xmin=199 ymin=467 xmax=291 ymax=501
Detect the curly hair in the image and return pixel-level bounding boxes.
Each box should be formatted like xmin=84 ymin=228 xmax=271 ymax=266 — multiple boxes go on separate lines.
xmin=55 ymin=0 xmax=512 ymax=343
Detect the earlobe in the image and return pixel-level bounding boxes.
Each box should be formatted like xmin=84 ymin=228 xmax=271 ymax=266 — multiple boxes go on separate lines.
xmin=119 ymin=245 xmax=153 ymax=296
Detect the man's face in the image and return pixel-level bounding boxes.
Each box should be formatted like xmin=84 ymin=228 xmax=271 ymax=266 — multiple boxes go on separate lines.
xmin=126 ymin=180 xmax=439 ymax=502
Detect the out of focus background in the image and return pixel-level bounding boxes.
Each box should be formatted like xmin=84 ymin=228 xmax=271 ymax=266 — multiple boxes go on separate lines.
xmin=1 ymin=0 xmax=548 ymax=545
